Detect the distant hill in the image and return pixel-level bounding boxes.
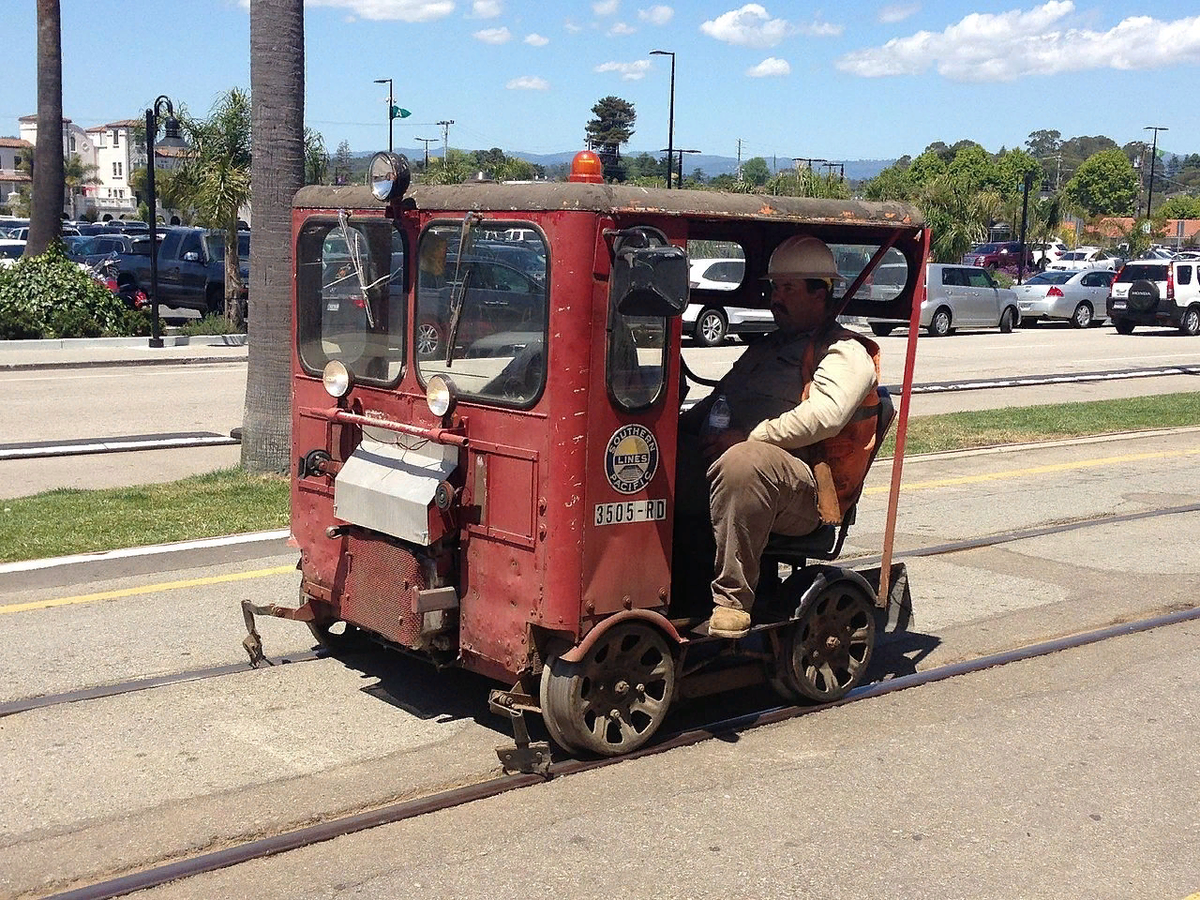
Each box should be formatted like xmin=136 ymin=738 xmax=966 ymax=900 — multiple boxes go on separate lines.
xmin=358 ymin=148 xmax=896 ymax=183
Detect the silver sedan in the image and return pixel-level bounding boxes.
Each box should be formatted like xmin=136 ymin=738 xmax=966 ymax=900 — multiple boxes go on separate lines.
xmin=1013 ymin=268 xmax=1116 ymax=328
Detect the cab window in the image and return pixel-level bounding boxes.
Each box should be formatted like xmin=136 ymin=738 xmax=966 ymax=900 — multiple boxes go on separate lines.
xmin=608 ymin=231 xmax=674 ymax=411
xmin=295 ymin=216 xmax=405 ymax=385
xmin=415 ymin=221 xmax=548 ymax=406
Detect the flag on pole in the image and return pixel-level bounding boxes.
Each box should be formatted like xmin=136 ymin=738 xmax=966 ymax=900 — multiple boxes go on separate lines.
xmin=391 ymin=106 xmax=411 ymax=119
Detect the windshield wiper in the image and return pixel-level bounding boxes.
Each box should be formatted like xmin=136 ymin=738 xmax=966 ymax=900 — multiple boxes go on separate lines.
xmin=444 ymin=213 xmax=482 ymax=366
xmin=337 ymin=210 xmax=375 ymax=328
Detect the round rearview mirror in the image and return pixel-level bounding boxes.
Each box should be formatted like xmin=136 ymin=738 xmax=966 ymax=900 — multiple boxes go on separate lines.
xmin=368 ymin=152 xmax=412 ymax=202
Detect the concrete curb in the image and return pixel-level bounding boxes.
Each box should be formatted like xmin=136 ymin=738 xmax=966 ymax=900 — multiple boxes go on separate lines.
xmin=0 ymin=333 xmax=247 ymax=351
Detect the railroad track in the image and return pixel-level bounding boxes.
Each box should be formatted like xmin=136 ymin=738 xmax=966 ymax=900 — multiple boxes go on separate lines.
xmin=7 ymin=502 xmax=1197 ymax=724
xmin=44 ymin=603 xmax=1200 ymax=900
xmin=3 ymin=362 xmax=1194 ymax=462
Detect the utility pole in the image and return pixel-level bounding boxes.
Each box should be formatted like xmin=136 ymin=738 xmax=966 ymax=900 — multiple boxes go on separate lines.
xmin=436 ymin=119 xmax=455 ymax=160
xmin=414 ymin=137 xmax=436 ymax=168
xmin=1144 ymin=125 xmax=1168 ymax=219
xmin=736 ymin=138 xmax=744 ymax=183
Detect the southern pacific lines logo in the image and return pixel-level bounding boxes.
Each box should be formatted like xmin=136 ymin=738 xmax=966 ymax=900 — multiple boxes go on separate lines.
xmin=604 ymin=425 xmax=659 ymax=494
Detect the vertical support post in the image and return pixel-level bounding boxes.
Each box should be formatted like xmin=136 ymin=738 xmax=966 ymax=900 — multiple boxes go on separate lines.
xmin=145 ymin=106 xmax=162 ymax=349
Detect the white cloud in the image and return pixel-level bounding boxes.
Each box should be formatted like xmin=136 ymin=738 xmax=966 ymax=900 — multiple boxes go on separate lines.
xmin=469 ymin=0 xmax=502 ymax=17
xmin=837 ymin=1 xmax=1200 ymax=81
xmin=594 ymin=59 xmax=652 ymax=80
xmin=525 ymin=32 xmax=549 ymax=46
xmin=609 ymin=21 xmax=636 ymax=35
xmin=306 ymin=0 xmax=454 ymax=22
xmin=638 ymin=5 xmax=673 ymax=25
xmin=796 ymin=18 xmax=842 ymax=37
xmin=878 ymin=3 xmax=919 ymax=24
xmin=507 ymin=76 xmax=550 ymax=90
xmin=593 ymin=0 xmax=619 ymax=15
xmin=701 ymin=4 xmax=792 ymax=48
xmin=564 ymin=20 xmax=584 ymax=33
xmin=473 ymin=26 xmax=512 ymax=43
xmin=747 ymin=56 xmax=791 ymax=77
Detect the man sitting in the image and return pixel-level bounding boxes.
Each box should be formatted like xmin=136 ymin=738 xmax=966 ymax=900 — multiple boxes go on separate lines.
xmin=678 ymin=236 xmax=882 ymax=639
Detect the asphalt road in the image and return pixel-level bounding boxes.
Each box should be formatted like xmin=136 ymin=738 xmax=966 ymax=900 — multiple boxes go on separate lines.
xmin=1 ymin=428 xmax=1198 ymax=898
xmin=2 ymin=325 xmax=1198 ymax=498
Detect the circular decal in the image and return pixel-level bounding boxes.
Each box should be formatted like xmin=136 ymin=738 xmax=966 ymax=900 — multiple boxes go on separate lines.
xmin=605 ymin=425 xmax=660 ymax=494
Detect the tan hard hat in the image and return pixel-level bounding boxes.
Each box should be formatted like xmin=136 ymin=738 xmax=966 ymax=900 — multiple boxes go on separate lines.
xmin=768 ymin=236 xmax=842 ymax=280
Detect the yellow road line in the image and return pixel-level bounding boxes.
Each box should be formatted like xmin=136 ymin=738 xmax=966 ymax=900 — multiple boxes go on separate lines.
xmin=864 ymin=446 xmax=1200 ymax=495
xmin=0 ymin=565 xmax=296 ymax=615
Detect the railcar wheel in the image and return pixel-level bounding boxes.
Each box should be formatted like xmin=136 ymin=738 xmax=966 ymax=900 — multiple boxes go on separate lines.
xmin=774 ymin=581 xmax=876 ymax=703
xmin=540 ymin=623 xmax=676 ymax=757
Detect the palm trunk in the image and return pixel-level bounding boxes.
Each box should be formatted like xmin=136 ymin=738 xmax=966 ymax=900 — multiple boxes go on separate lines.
xmin=242 ymin=0 xmax=304 ymax=473
xmin=28 ymin=0 xmax=64 ymax=256
xmin=224 ymin=215 xmax=244 ymax=330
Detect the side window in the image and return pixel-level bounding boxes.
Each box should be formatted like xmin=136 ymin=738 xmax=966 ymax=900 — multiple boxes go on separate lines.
xmin=160 ymin=230 xmax=183 ymax=260
xmin=1177 ymin=265 xmax=1192 ymax=286
xmin=964 ymin=269 xmax=993 ymax=288
xmin=179 ymin=231 xmax=203 ymax=259
xmin=942 ymin=268 xmax=960 ymax=287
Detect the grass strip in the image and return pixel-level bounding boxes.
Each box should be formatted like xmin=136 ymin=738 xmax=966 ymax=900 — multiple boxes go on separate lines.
xmin=882 ymin=392 xmax=1200 ymax=456
xmin=2 ymin=393 xmax=1198 ymax=564
xmin=0 ymin=468 xmax=288 ymax=564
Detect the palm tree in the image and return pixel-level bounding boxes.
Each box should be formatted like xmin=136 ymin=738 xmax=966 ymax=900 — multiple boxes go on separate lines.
xmin=177 ymin=88 xmax=252 ymax=328
xmin=242 ymin=0 xmax=304 ymax=474
xmin=28 ymin=0 xmax=64 ymax=256
xmin=64 ymin=152 xmax=101 ymax=219
xmin=918 ymin=174 xmax=1000 ymax=263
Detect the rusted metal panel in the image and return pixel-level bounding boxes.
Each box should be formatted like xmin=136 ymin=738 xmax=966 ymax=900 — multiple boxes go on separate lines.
xmin=294 ymin=182 xmax=923 ymax=231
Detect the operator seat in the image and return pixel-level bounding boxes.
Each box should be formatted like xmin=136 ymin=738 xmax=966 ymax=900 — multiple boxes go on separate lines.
xmin=761 ymin=385 xmax=895 ymax=567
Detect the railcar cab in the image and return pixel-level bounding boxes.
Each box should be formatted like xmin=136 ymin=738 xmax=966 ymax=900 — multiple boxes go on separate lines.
xmin=244 ymin=151 xmax=927 ymax=770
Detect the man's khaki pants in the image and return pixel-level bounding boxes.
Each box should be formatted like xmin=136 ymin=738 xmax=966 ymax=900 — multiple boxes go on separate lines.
xmin=678 ymin=437 xmax=821 ymax=614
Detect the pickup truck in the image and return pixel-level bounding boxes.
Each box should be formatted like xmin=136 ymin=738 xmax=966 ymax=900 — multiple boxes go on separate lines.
xmin=118 ymin=226 xmax=249 ymax=317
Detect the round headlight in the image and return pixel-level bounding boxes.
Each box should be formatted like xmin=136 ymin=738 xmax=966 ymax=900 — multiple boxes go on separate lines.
xmin=426 ymin=374 xmax=457 ymax=418
xmin=368 ymin=151 xmax=412 ymax=202
xmin=322 ymin=360 xmax=353 ymax=398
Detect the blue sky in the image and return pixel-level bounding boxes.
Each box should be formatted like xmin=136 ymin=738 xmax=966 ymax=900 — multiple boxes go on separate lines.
xmin=3 ymin=1 xmax=1198 ymax=166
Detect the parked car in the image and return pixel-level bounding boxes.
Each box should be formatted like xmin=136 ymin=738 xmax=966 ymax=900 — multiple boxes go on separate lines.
xmin=1029 ymin=239 xmax=1068 ymax=269
xmin=416 ymin=257 xmax=545 ymax=358
xmin=961 ymin=241 xmax=1034 ymax=271
xmin=1047 ymin=247 xmax=1118 ymax=272
xmin=1107 ymin=258 xmax=1200 ymax=335
xmin=1013 ymin=268 xmax=1115 ymax=327
xmin=683 ymin=257 xmax=774 ymax=346
xmin=867 ymin=263 xmax=1020 ymax=336
xmin=0 ymin=239 xmax=26 ymax=267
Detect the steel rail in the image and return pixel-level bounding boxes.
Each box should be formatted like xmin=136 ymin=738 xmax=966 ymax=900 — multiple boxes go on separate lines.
xmin=845 ymin=501 xmax=1200 ymax=571
xmin=0 ymin=651 xmax=324 ymax=719
xmin=47 ymin=605 xmax=1200 ymax=900
xmin=11 ymin=504 xmax=1196 ymax=724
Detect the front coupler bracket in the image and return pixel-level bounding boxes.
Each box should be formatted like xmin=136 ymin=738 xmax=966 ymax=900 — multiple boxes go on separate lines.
xmin=489 ymin=684 xmax=552 ymax=778
xmin=240 ymin=598 xmax=317 ymax=667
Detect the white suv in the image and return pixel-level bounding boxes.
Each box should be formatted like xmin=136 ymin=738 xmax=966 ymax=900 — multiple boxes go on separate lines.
xmin=1107 ymin=259 xmax=1200 ymax=335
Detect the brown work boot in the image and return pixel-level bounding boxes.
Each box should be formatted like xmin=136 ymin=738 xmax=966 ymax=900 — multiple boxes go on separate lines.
xmin=708 ymin=606 xmax=752 ymax=639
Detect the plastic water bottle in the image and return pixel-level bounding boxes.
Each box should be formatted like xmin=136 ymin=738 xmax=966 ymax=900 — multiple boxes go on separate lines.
xmin=703 ymin=394 xmax=732 ymax=438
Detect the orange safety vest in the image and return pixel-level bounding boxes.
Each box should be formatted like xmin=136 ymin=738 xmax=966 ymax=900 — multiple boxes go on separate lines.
xmin=798 ymin=326 xmax=882 ymax=524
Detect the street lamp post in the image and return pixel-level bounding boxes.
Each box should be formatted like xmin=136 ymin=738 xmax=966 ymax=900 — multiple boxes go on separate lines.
xmin=374 ymin=78 xmax=394 ymax=153
xmin=144 ymin=95 xmax=184 ymax=349
xmin=650 ymin=50 xmax=675 ymax=188
xmin=1144 ymin=125 xmax=1168 ymax=220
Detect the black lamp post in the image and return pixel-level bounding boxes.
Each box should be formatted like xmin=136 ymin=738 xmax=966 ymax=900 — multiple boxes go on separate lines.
xmin=144 ymin=95 xmax=183 ymax=349
xmin=375 ymin=78 xmax=394 ymax=153
xmin=650 ymin=50 xmax=675 ymax=188
xmin=1143 ymin=125 xmax=1168 ymax=220
xmin=1017 ymin=170 xmax=1034 ymax=284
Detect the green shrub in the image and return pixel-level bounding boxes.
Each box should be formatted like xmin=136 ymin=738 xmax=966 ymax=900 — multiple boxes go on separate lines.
xmin=0 ymin=245 xmax=135 ymax=339
xmin=177 ymin=313 xmax=240 ymax=336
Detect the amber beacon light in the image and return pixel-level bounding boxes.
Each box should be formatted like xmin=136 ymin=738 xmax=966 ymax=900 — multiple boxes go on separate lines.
xmin=569 ymin=150 xmax=605 ymax=184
